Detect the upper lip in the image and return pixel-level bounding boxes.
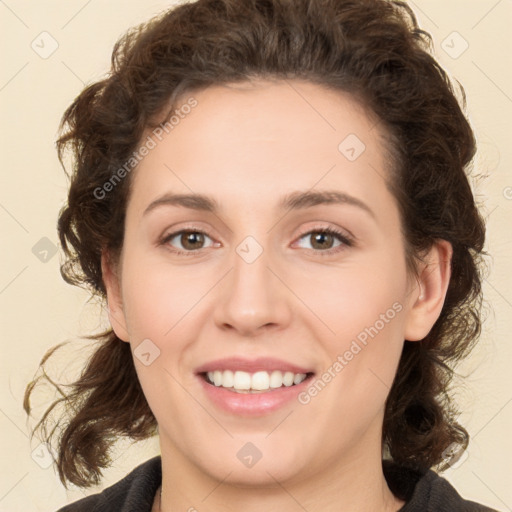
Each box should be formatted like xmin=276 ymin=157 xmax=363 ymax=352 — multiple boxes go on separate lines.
xmin=195 ymin=357 xmax=314 ymax=375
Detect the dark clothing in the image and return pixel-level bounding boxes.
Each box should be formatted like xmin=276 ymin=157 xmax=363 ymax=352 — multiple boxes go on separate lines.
xmin=57 ymin=456 xmax=500 ymax=511
xmin=383 ymin=461 xmax=499 ymax=511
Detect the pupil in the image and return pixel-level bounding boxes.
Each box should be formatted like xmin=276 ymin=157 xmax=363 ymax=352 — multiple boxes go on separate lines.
xmin=183 ymin=232 xmax=203 ymax=249
xmin=312 ymin=232 xmax=332 ymax=249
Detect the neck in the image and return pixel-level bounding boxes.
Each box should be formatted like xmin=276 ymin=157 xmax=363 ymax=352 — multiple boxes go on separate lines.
xmin=157 ymin=429 xmax=404 ymax=512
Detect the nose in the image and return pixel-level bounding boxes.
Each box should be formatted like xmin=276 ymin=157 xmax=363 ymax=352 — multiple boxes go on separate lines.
xmin=213 ymin=242 xmax=292 ymax=337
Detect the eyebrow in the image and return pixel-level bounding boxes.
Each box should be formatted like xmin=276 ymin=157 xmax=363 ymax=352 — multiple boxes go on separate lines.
xmin=143 ymin=190 xmax=375 ymax=219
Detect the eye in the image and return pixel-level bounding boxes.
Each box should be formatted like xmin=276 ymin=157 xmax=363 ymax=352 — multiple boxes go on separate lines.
xmin=294 ymin=227 xmax=353 ymax=255
xmin=161 ymin=229 xmax=217 ymax=255
xmin=160 ymin=226 xmax=353 ymax=257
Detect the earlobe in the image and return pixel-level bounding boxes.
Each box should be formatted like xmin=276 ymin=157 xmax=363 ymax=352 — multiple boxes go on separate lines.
xmin=404 ymin=240 xmax=452 ymax=342
xmin=101 ymin=249 xmax=130 ymax=342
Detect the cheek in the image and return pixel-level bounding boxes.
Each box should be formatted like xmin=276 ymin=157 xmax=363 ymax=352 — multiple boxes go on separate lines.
xmin=293 ymin=256 xmax=407 ymax=341
xmin=120 ymin=254 xmax=216 ymax=341
xmin=296 ymin=273 xmax=406 ymax=440
xmin=293 ymin=252 xmax=407 ymax=402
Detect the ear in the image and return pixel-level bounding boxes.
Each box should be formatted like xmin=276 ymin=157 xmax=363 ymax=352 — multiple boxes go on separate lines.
xmin=404 ymin=239 xmax=452 ymax=341
xmin=101 ymin=249 xmax=130 ymax=342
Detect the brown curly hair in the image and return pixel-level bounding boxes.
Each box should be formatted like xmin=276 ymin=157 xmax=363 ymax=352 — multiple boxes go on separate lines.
xmin=24 ymin=0 xmax=486 ymax=488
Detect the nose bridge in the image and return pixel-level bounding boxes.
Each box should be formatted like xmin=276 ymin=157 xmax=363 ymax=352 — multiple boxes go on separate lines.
xmin=213 ymin=235 xmax=290 ymax=334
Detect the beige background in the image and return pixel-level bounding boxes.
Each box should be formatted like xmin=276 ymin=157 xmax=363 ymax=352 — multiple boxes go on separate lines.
xmin=1 ymin=0 xmax=511 ymax=510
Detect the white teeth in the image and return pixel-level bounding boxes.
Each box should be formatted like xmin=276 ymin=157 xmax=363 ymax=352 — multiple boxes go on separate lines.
xmin=213 ymin=370 xmax=223 ymax=387
xmin=222 ymin=370 xmax=234 ymax=388
xmin=251 ymin=371 xmax=269 ymax=390
xmin=269 ymin=370 xmax=284 ymax=388
xmin=282 ymin=371 xmax=295 ymax=386
xmin=293 ymin=373 xmax=305 ymax=385
xmin=233 ymin=371 xmax=251 ymax=390
xmin=205 ymin=370 xmax=308 ymax=392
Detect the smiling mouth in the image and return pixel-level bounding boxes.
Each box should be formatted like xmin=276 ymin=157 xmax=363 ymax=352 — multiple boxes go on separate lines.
xmin=200 ymin=370 xmax=315 ymax=394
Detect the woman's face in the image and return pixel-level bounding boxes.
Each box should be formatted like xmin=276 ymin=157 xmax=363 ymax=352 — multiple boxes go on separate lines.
xmin=105 ymin=79 xmax=444 ymax=487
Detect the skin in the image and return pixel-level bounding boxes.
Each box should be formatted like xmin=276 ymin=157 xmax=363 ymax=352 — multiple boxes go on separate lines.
xmin=102 ymin=78 xmax=452 ymax=512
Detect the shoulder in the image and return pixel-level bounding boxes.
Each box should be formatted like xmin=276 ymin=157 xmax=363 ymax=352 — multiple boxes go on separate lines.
xmin=55 ymin=456 xmax=162 ymax=512
xmin=383 ymin=460 xmax=501 ymax=512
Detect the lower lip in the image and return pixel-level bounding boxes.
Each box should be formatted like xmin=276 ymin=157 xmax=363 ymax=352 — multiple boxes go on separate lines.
xmin=196 ymin=374 xmax=314 ymax=417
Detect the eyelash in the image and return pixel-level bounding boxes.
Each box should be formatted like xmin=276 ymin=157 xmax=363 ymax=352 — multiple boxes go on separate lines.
xmin=159 ymin=226 xmax=354 ymax=258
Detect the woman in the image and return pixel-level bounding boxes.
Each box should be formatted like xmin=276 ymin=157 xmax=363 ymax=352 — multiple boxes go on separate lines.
xmin=24 ymin=0 xmax=500 ymax=510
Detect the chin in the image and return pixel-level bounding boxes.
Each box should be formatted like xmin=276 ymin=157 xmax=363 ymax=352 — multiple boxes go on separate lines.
xmin=209 ymin=458 xmax=306 ymax=488
xmin=192 ymin=436 xmax=311 ymax=487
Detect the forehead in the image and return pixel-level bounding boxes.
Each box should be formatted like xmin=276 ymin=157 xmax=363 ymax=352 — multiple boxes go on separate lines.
xmin=128 ymin=78 xmax=394 ymax=215
xmin=169 ymin=78 xmax=382 ymax=148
